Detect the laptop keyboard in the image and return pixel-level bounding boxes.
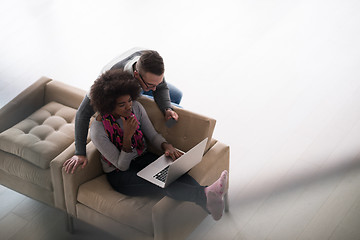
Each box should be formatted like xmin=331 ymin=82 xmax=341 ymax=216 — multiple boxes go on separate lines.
xmin=153 ymin=166 xmax=169 ymax=183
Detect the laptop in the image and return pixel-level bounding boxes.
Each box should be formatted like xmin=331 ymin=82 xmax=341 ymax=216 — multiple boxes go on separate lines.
xmin=137 ymin=138 xmax=208 ymax=188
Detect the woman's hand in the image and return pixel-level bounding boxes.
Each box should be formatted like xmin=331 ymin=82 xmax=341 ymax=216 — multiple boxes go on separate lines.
xmin=162 ymin=142 xmax=183 ymax=161
xmin=121 ymin=115 xmax=138 ymax=151
xmin=121 ymin=115 xmax=138 ymax=139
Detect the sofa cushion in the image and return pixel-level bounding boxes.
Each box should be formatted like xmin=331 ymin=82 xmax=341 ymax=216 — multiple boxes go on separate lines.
xmin=0 ymin=102 xmax=76 ymax=169
xmin=77 ymin=175 xmax=162 ymax=236
xmin=0 ymin=150 xmax=52 ymax=191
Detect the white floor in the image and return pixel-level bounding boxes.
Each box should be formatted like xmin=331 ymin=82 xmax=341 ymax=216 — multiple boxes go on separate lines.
xmin=1 ymin=0 xmax=360 ymax=239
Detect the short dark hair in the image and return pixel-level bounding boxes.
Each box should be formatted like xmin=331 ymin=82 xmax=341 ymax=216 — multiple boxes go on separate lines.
xmin=138 ymin=50 xmax=164 ymax=75
xmin=90 ymin=69 xmax=141 ymax=115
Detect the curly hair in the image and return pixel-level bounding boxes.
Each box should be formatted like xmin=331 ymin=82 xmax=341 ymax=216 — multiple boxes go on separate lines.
xmin=90 ymin=69 xmax=141 ymax=115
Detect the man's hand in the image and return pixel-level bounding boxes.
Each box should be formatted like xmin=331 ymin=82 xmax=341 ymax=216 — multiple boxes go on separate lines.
xmin=63 ymin=155 xmax=88 ymax=174
xmin=165 ymin=109 xmax=179 ymax=121
xmin=162 ymin=142 xmax=183 ymax=161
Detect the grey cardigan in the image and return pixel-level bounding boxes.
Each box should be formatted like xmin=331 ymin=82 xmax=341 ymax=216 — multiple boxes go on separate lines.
xmin=90 ymin=101 xmax=166 ymax=173
xmin=74 ymin=50 xmax=171 ymax=156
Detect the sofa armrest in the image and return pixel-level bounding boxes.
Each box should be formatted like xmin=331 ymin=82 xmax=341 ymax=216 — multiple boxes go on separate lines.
xmin=152 ymin=140 xmax=230 ymax=240
xmin=62 ymin=141 xmax=103 ymax=216
xmin=0 ymin=77 xmax=52 ymax=132
xmin=50 ymin=142 xmax=77 ymax=211
xmin=189 ymin=141 xmax=230 ymax=186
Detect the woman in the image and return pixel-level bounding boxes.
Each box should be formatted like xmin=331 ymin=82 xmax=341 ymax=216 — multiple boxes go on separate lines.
xmin=66 ymin=69 xmax=228 ymax=220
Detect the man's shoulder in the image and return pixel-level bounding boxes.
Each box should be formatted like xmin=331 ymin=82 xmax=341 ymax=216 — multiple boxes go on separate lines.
xmin=127 ymin=50 xmax=144 ymax=58
xmin=119 ymin=47 xmax=146 ymax=59
xmin=101 ymin=48 xmax=147 ymax=73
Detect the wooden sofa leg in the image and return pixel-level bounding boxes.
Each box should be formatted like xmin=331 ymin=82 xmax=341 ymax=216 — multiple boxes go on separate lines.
xmin=224 ymin=192 xmax=229 ymax=212
xmin=66 ymin=214 xmax=74 ymax=233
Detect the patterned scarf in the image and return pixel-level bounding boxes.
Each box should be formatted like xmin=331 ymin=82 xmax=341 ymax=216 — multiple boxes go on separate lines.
xmin=101 ymin=113 xmax=145 ymax=167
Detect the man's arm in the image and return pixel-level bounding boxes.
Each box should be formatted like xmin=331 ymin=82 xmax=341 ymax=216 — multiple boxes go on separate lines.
xmin=74 ymin=94 xmax=96 ymax=156
xmin=152 ymin=77 xmax=172 ymax=113
xmin=64 ymin=94 xmax=95 ymax=174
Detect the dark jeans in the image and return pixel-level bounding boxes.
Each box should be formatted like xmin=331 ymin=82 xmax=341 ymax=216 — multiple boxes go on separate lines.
xmin=106 ymin=152 xmax=208 ymax=212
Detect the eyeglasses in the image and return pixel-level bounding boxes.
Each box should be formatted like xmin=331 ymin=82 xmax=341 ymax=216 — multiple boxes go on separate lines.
xmin=137 ymin=71 xmax=157 ymax=89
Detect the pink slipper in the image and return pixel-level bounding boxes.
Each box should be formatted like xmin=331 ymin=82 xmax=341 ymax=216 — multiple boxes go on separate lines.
xmin=206 ymin=191 xmax=225 ymax=220
xmin=205 ymin=170 xmax=228 ymax=220
xmin=205 ymin=170 xmax=228 ymax=197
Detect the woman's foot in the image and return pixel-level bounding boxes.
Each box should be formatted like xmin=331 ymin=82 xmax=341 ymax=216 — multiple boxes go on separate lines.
xmin=205 ymin=170 xmax=228 ymax=197
xmin=205 ymin=170 xmax=228 ymax=221
xmin=206 ymin=191 xmax=225 ymax=220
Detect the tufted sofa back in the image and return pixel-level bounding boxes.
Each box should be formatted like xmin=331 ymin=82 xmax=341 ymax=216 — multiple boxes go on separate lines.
xmin=44 ymin=80 xmax=86 ymax=110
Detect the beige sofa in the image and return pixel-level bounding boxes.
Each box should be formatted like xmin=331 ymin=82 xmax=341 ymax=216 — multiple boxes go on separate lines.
xmin=0 ymin=77 xmax=86 ymax=211
xmin=0 ymin=77 xmax=230 ymax=240
xmin=62 ymin=96 xmax=230 ymax=240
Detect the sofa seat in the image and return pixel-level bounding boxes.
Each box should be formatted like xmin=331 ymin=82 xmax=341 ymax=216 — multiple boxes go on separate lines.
xmin=0 ymin=101 xmax=76 ymax=169
xmin=77 ymin=175 xmax=162 ymax=236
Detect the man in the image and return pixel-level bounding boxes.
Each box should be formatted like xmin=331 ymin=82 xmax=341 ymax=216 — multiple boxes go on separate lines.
xmin=64 ymin=48 xmax=182 ymax=173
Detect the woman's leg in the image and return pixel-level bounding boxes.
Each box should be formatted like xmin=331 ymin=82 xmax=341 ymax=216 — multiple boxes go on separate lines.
xmin=106 ymin=152 xmax=165 ymax=196
xmin=106 ymin=153 xmax=228 ymax=220
xmin=107 ymin=165 xmax=207 ymax=209
xmin=165 ymin=173 xmax=208 ymax=212
xmin=164 ymin=170 xmax=228 ymax=220
xmin=107 ymin=169 xmax=165 ymax=196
